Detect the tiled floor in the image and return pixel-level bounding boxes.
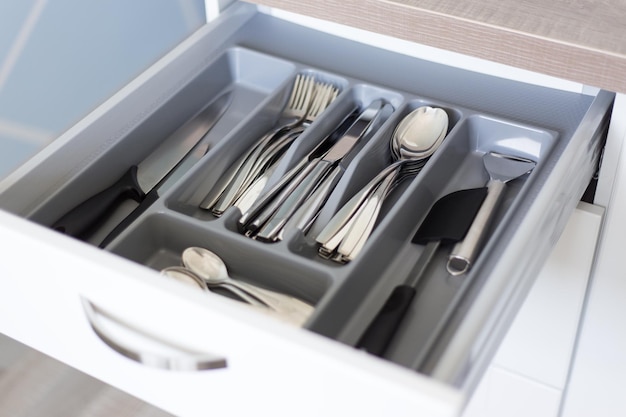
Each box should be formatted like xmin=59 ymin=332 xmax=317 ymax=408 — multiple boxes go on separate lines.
xmin=0 ymin=334 xmax=172 ymax=417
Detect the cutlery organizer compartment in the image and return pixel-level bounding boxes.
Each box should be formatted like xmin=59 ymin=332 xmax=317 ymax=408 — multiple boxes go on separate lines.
xmin=1 ymin=46 xmax=297 ymax=239
xmin=301 ymin=99 xmax=464 ymax=242
xmin=165 ymin=80 xmax=402 ymax=222
xmin=108 ymin=211 xmax=331 ymax=304
xmin=0 ymin=2 xmax=613 ymax=390
xmin=304 ymin=114 xmax=559 ymax=361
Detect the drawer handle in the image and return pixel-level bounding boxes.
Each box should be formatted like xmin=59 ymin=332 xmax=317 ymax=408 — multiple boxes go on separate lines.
xmin=81 ymin=297 xmax=227 ymax=371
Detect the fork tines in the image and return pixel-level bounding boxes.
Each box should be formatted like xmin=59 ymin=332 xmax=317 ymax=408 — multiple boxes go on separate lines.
xmin=307 ymin=82 xmax=339 ymax=119
xmin=287 ymin=74 xmax=316 ymax=113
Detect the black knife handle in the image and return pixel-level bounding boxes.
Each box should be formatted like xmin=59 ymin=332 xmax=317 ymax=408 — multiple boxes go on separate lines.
xmin=52 ymin=165 xmax=145 ymax=240
xmin=356 ymin=285 xmax=416 ymax=356
xmin=98 ymin=188 xmax=159 ymax=248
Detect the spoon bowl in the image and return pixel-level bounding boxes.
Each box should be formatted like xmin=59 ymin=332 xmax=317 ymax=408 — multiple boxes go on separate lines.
xmin=182 ymin=247 xmax=229 ymax=284
xmin=392 ymin=105 xmax=448 ymax=164
xmin=181 ymin=246 xmax=271 ymax=308
xmin=181 ymin=247 xmax=315 ymax=323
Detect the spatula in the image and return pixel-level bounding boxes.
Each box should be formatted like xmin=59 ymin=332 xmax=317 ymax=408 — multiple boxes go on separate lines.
xmin=355 ymin=186 xmax=488 ymax=357
xmin=446 ymin=151 xmax=536 ymax=275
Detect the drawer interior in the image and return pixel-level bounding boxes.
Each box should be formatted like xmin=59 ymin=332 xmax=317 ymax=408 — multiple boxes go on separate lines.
xmin=0 ymin=2 xmax=613 ymax=392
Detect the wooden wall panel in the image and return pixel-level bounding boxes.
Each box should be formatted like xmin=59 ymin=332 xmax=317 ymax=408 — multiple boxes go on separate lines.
xmin=248 ymin=0 xmax=626 ymax=93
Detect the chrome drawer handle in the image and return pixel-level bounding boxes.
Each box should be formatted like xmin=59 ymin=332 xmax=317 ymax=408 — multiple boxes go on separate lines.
xmin=81 ymin=297 xmax=227 ymax=371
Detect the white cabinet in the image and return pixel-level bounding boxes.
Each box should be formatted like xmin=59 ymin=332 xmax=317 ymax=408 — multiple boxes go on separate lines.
xmin=561 ymin=94 xmax=626 ymax=417
xmin=0 ymin=207 xmax=462 ymax=416
xmin=0 ymin=2 xmax=617 ymax=416
xmin=464 ymin=203 xmax=604 ymax=417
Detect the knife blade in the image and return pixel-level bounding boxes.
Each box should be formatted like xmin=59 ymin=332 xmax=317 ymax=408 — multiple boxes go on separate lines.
xmin=247 ymin=98 xmax=393 ymax=241
xmin=52 ymin=89 xmax=232 ymax=240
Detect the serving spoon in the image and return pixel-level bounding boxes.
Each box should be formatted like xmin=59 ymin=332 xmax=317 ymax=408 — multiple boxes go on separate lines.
xmin=316 ymin=106 xmax=449 ymax=261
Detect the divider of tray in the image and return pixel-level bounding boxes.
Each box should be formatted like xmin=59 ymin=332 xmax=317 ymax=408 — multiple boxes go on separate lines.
xmin=106 ymin=56 xmax=558 ymax=337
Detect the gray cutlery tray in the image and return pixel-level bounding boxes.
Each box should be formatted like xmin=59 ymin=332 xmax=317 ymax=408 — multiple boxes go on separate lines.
xmin=0 ymin=5 xmax=613 ymax=382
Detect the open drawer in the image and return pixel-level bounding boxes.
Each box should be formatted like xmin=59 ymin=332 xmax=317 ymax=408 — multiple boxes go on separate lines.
xmin=0 ymin=2 xmax=614 ymax=416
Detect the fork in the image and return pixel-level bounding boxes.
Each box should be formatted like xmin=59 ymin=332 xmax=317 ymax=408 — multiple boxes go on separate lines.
xmin=236 ymin=81 xmax=338 ymax=202
xmin=203 ymin=75 xmax=338 ymax=215
xmin=200 ymin=74 xmax=315 ymax=213
xmin=233 ymin=80 xmax=338 ymax=205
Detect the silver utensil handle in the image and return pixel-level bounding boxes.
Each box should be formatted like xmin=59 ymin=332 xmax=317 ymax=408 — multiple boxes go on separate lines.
xmin=233 ymin=281 xmax=315 ymax=324
xmin=447 ymin=179 xmax=506 ymax=275
xmin=201 ymin=123 xmax=300 ymax=213
xmin=231 ymin=127 xmax=304 ymax=209
xmin=210 ymin=130 xmax=279 ymax=214
xmin=238 ymin=157 xmax=309 ymax=228
xmin=315 ymin=184 xmax=372 ymax=247
xmin=199 ymin=150 xmax=251 ymax=211
xmin=81 ymin=297 xmax=227 ymax=371
xmin=219 ymin=282 xmax=270 ymax=307
xmin=315 ymin=161 xmax=403 ymax=246
xmin=241 ymin=158 xmax=319 ymax=234
xmin=232 ymin=159 xmax=280 ymax=214
xmin=213 ymin=281 xmax=313 ymax=326
xmin=255 ymin=160 xmax=332 ymax=241
xmin=337 ymin=192 xmax=380 ymax=262
xmin=224 ymin=280 xmax=281 ymax=310
xmin=337 ymin=167 xmax=399 ymax=261
xmin=283 ymin=164 xmax=343 ymax=235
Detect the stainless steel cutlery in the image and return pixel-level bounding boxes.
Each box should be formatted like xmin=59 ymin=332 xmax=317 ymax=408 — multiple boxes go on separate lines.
xmin=201 ymin=74 xmax=339 ymax=216
xmin=316 ymin=106 xmax=449 ymax=262
xmin=52 ymin=89 xmax=233 ymax=242
xmin=161 ymin=246 xmax=315 ymax=327
xmin=238 ymin=99 xmax=394 ymax=242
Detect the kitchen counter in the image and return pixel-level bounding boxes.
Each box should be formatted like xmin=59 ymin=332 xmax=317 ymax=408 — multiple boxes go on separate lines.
xmin=247 ymin=0 xmax=626 ymax=93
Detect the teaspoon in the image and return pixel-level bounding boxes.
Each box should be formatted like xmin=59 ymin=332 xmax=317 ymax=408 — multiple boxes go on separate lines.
xmin=181 ymin=247 xmax=315 ymax=320
xmin=161 ymin=265 xmax=266 ymax=307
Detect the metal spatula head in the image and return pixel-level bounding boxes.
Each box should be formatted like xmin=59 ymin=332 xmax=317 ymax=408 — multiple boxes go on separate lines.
xmin=484 ymin=151 xmax=536 ymax=183
xmin=446 ymin=151 xmax=537 ymax=275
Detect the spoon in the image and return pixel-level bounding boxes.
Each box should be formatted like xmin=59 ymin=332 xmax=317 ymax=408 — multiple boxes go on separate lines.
xmin=161 ymin=265 xmax=267 ymax=307
xmin=161 ymin=266 xmax=209 ymax=291
xmin=161 ymin=263 xmax=312 ymax=327
xmin=316 ymin=106 xmax=449 ymax=261
xmin=181 ymin=247 xmax=315 ymax=320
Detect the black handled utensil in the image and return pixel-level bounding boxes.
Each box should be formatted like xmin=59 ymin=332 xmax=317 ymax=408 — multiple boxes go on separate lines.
xmin=355 ymin=186 xmax=488 ymax=357
xmin=51 ymin=90 xmax=233 ymax=240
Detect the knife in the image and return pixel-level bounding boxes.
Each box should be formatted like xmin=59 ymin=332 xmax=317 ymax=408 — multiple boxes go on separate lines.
xmin=246 ymin=99 xmax=393 ymax=241
xmin=52 ymin=90 xmax=232 ymax=240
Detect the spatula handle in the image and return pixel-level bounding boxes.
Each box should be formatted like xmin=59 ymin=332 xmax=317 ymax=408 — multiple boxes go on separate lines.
xmin=447 ymin=179 xmax=506 ymax=275
xmin=356 ymin=285 xmax=416 ymax=356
